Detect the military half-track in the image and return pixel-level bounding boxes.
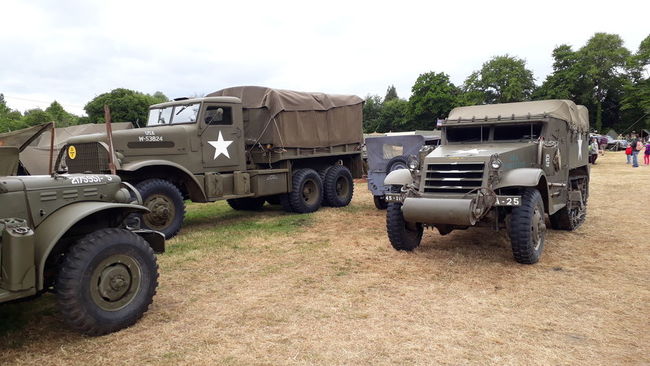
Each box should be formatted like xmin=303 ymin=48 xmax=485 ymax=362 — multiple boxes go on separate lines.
xmin=0 ymin=146 xmax=164 ymax=335
xmin=384 ymin=100 xmax=590 ymax=264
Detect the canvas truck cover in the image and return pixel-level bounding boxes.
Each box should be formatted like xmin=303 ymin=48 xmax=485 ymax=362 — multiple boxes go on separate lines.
xmin=208 ymin=86 xmax=364 ymax=148
xmin=447 ymin=100 xmax=589 ymax=132
xmin=0 ymin=122 xmax=133 ymax=174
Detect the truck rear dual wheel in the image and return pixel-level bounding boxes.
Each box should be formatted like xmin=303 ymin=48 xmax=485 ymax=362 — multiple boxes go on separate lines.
xmin=508 ymin=188 xmax=546 ymax=264
xmin=283 ymin=168 xmax=323 ymax=213
xmin=322 ymin=165 xmax=354 ymax=207
xmin=227 ymin=197 xmax=266 ymax=211
xmin=386 ymin=202 xmax=423 ymax=251
xmin=136 ymin=179 xmax=185 ymax=239
xmin=56 ymin=228 xmax=158 ymax=336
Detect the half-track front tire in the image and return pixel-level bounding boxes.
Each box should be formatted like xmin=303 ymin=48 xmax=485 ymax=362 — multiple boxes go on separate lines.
xmin=56 ymin=228 xmax=158 ymax=336
xmin=227 ymin=197 xmax=266 ymax=211
xmin=323 ymin=165 xmax=354 ymax=207
xmin=386 ymin=202 xmax=423 ymax=251
xmin=508 ymin=188 xmax=546 ymax=264
xmin=136 ymin=179 xmax=185 ymax=239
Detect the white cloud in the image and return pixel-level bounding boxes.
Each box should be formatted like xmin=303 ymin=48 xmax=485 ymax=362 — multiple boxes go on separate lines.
xmin=1 ymin=0 xmax=648 ymax=116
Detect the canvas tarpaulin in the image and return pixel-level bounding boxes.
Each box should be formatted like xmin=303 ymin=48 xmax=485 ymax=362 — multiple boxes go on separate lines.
xmin=207 ymin=86 xmax=363 ymax=148
xmin=447 ymin=100 xmax=589 ymax=132
xmin=0 ymin=122 xmax=133 ymax=174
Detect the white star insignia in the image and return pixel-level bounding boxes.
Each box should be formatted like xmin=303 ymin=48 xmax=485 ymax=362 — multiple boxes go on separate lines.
xmin=208 ymin=131 xmax=233 ymax=159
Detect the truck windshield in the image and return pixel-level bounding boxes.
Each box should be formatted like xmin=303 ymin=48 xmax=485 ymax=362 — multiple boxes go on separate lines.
xmin=147 ymin=103 xmax=200 ymax=126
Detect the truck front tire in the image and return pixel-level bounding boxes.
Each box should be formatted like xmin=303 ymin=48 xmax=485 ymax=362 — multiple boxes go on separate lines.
xmin=508 ymin=188 xmax=546 ymax=264
xmin=56 ymin=228 xmax=158 ymax=336
xmin=284 ymin=168 xmax=323 ymax=213
xmin=323 ymin=165 xmax=354 ymax=207
xmin=386 ymin=202 xmax=423 ymax=251
xmin=136 ymin=179 xmax=185 ymax=239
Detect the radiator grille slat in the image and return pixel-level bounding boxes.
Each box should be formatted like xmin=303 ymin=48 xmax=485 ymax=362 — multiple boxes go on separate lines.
xmin=423 ymin=163 xmax=485 ymax=193
xmin=65 ymin=143 xmax=109 ymax=174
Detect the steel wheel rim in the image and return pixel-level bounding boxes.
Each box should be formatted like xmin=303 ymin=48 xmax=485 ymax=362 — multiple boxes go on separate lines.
xmin=143 ymin=194 xmax=175 ymax=230
xmin=335 ymin=176 xmax=350 ymax=199
xmin=531 ymin=206 xmax=545 ymax=251
xmin=301 ymin=179 xmax=319 ymax=205
xmin=90 ymin=254 xmax=142 ymax=311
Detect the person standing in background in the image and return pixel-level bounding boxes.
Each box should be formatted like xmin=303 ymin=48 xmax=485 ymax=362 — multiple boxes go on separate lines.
xmin=625 ymin=144 xmax=633 ymax=164
xmin=631 ymin=138 xmax=642 ymax=168
xmin=644 ymin=140 xmax=650 ymax=165
xmin=589 ymin=138 xmax=599 ymax=164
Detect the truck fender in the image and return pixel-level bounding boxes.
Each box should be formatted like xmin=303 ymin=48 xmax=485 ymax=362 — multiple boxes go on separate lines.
xmin=120 ymin=160 xmax=207 ymax=202
xmin=494 ymin=168 xmax=545 ymax=189
xmin=494 ymin=168 xmax=549 ymax=212
xmin=34 ymin=202 xmax=155 ymax=290
xmin=384 ymin=169 xmax=413 ymax=187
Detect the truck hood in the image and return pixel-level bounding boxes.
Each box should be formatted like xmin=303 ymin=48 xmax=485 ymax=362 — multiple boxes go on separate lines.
xmin=427 ymin=142 xmax=538 ymax=160
xmin=66 ymin=125 xmax=192 ymax=156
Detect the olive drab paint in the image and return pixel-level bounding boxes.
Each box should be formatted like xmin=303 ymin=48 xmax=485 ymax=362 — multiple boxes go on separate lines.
xmin=385 ymin=100 xmax=590 ymax=264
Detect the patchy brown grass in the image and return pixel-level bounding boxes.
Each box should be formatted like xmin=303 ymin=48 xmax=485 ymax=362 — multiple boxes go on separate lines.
xmin=1 ymin=152 xmax=648 ymax=365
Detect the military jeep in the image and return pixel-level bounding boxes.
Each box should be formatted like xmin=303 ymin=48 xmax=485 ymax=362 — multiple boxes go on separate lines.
xmin=0 ymin=146 xmax=164 ymax=335
xmin=384 ymin=100 xmax=590 ymax=264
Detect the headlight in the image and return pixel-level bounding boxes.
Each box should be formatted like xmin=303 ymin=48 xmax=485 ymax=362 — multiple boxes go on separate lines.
xmin=489 ymin=153 xmax=502 ymax=170
xmin=408 ymin=155 xmax=419 ymax=170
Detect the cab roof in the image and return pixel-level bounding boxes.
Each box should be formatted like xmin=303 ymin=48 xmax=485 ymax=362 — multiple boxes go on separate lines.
xmin=150 ymin=96 xmax=241 ymax=109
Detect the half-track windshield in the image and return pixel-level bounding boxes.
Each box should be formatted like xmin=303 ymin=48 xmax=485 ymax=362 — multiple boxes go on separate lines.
xmin=445 ymin=122 xmax=543 ymax=143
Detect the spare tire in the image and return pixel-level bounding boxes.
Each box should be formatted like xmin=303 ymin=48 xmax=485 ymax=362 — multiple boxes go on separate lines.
xmin=386 ymin=155 xmax=409 ymax=173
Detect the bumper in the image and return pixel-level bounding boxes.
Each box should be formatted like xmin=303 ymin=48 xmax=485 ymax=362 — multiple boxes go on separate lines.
xmin=401 ymin=197 xmax=478 ymax=226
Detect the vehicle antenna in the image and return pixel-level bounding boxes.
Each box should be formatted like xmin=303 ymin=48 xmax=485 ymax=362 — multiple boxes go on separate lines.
xmin=48 ymin=121 xmax=56 ymax=175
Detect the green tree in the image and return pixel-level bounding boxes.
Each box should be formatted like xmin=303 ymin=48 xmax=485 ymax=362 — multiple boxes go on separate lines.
xmin=376 ymin=98 xmax=410 ymax=132
xmin=45 ymin=101 xmax=78 ymax=127
xmin=408 ymin=72 xmax=459 ymax=129
xmin=84 ymin=89 xmax=168 ymax=126
xmin=362 ymin=95 xmax=383 ymax=132
xmin=0 ymin=94 xmax=25 ymax=132
xmin=621 ymin=35 xmax=650 ymax=131
xmin=22 ymin=108 xmax=52 ymax=127
xmin=580 ymin=33 xmax=631 ymax=130
xmin=464 ymin=55 xmax=536 ymax=104
xmin=384 ymin=85 xmax=398 ymax=102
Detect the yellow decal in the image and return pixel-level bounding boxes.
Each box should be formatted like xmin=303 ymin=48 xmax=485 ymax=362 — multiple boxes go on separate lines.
xmin=68 ymin=145 xmax=77 ymax=160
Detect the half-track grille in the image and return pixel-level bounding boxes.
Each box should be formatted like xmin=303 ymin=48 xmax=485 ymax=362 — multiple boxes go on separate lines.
xmin=65 ymin=143 xmax=109 ymax=174
xmin=423 ymin=162 xmax=485 ymax=194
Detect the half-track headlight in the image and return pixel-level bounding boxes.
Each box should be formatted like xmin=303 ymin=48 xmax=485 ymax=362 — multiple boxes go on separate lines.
xmin=489 ymin=153 xmax=502 ymax=170
xmin=407 ymin=155 xmax=419 ymax=170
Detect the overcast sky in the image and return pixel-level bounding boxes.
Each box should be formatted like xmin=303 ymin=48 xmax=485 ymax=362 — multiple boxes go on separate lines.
xmin=1 ymin=0 xmax=648 ymax=116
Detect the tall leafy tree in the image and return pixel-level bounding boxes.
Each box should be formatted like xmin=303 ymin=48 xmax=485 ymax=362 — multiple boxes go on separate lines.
xmin=384 ymin=85 xmax=398 ymax=102
xmin=362 ymin=95 xmax=383 ymax=132
xmin=408 ymin=72 xmax=459 ymax=129
xmin=45 ymin=101 xmax=79 ymax=127
xmin=621 ymin=35 xmax=650 ymax=132
xmin=580 ymin=33 xmax=631 ymax=130
xmin=0 ymin=94 xmax=25 ymax=132
xmin=84 ymin=89 xmax=169 ymax=126
xmin=463 ymin=55 xmax=536 ymax=104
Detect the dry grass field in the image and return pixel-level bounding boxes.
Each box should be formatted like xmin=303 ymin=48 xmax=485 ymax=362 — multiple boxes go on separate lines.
xmin=1 ymin=151 xmax=648 ymax=365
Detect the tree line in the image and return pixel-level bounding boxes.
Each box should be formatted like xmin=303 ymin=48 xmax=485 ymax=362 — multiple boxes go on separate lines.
xmin=1 ymin=32 xmax=648 ymax=135
xmin=364 ymin=32 xmax=649 ymax=134
xmin=0 ymin=89 xmax=168 ymax=133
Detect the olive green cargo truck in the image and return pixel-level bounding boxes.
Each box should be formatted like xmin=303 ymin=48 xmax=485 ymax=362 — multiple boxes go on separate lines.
xmin=58 ymin=86 xmax=364 ymax=238
xmin=384 ymin=100 xmax=590 ymax=264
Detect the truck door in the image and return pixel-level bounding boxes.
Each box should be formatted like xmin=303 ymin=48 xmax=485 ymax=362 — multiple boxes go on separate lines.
xmin=199 ymin=103 xmax=246 ymax=172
